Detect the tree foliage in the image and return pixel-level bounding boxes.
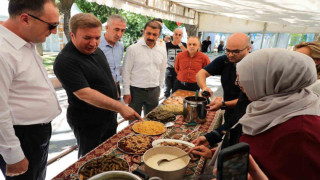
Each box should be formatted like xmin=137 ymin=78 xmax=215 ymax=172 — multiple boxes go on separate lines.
xmin=289 ymin=34 xmax=306 ymax=46
xmin=75 ymin=0 xmax=118 ymax=23
xmin=75 ymin=0 xmax=191 ymax=48
xmin=76 ymin=0 xmax=148 ymax=48
xmin=163 ymin=20 xmax=180 ymax=32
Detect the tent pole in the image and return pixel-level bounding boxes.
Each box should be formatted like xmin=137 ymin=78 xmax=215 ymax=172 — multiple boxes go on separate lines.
xmin=273 ymin=33 xmax=279 ymax=48
xmin=260 ymin=22 xmax=267 ymax=49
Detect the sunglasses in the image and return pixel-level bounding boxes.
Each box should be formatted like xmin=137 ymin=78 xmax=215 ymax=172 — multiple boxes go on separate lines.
xmin=225 ymin=46 xmax=248 ymax=54
xmin=27 ymin=13 xmax=59 ymax=30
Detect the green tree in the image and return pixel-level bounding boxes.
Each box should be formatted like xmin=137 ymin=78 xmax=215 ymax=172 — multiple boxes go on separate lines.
xmin=76 ymin=0 xmax=148 ymax=48
xmin=75 ymin=0 xmax=118 ymax=23
xmin=289 ymin=34 xmax=306 ymax=46
xmin=163 ymin=20 xmax=181 ymax=31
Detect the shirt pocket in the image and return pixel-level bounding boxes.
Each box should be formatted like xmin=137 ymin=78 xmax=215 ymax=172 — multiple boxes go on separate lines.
xmin=152 ymin=55 xmax=162 ymax=66
xmin=191 ymin=58 xmax=205 ymax=71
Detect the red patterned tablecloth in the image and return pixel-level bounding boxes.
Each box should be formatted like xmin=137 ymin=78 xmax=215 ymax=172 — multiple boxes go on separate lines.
xmin=53 ymin=90 xmax=222 ymax=180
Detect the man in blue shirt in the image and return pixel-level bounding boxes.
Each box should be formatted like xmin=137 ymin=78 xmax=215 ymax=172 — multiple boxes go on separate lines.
xmin=99 ymin=14 xmax=126 ymax=96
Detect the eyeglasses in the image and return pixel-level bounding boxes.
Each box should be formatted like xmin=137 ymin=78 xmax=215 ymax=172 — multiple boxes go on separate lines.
xmin=225 ymin=46 xmax=248 ymax=55
xmin=27 ymin=13 xmax=59 ymax=30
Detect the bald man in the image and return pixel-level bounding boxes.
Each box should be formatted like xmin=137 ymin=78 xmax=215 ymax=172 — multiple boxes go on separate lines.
xmin=164 ymin=28 xmax=187 ymax=98
xmin=174 ymin=37 xmax=210 ymax=92
xmin=194 ymin=33 xmax=251 ymax=147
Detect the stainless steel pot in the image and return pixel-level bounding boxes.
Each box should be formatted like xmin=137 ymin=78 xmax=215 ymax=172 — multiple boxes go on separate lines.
xmin=143 ymin=146 xmax=190 ymax=180
xmin=88 ymin=171 xmax=141 ymax=180
xmin=183 ymin=96 xmax=208 ymax=124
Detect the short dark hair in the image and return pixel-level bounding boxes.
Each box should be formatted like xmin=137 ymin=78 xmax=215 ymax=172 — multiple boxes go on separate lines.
xmin=153 ymin=18 xmax=163 ymax=24
xmin=144 ymin=20 xmax=162 ymax=33
xmin=8 ymin=0 xmax=56 ymax=17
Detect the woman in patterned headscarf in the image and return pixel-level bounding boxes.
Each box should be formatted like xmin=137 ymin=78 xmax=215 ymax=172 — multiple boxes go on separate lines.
xmin=294 ymin=41 xmax=320 ymax=79
xmin=237 ymin=48 xmax=320 ymax=180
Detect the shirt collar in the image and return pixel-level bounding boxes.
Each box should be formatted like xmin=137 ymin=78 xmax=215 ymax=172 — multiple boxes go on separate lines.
xmin=101 ymin=34 xmax=119 ymax=48
xmin=0 ymin=25 xmax=29 ymax=50
xmin=188 ymin=50 xmax=200 ymax=58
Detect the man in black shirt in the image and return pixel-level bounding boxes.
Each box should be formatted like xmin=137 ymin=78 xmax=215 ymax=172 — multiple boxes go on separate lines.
xmin=201 ymin=36 xmax=212 ymax=52
xmin=164 ymin=28 xmax=187 ymax=98
xmin=54 ymin=13 xmax=142 ymax=158
xmin=193 ymin=33 xmax=251 ymax=149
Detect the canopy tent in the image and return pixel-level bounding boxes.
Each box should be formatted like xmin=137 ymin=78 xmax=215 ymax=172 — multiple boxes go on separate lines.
xmin=0 ymin=0 xmax=9 ymax=21
xmin=88 ymin=0 xmax=320 ymax=33
xmin=162 ymin=23 xmax=174 ymax=36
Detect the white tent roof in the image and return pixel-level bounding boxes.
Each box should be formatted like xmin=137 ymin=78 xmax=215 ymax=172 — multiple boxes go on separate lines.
xmin=88 ymin=0 xmax=320 ymax=33
xmin=0 ymin=0 xmax=9 ymax=21
xmin=171 ymin=0 xmax=320 ymax=33
xmin=162 ymin=23 xmax=173 ymax=36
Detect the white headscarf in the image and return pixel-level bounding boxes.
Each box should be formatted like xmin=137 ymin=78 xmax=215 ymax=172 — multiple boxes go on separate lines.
xmin=237 ymin=48 xmax=320 ymax=136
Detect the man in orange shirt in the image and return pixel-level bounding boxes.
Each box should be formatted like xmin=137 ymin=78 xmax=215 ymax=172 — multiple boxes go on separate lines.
xmin=174 ymin=36 xmax=210 ymax=92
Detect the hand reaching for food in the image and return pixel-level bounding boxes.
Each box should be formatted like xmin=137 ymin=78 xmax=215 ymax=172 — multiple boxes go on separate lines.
xmin=192 ymin=135 xmax=209 ymax=146
xmin=188 ymin=145 xmax=213 ymax=159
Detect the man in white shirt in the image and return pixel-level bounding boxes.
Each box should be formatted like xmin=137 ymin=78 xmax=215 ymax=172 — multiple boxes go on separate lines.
xmin=98 ymin=14 xmax=126 ymax=96
xmin=123 ymin=21 xmax=167 ymax=117
xmin=0 ymin=0 xmax=61 ymax=179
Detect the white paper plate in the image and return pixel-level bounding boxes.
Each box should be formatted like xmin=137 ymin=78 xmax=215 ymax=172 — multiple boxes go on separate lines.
xmin=152 ymin=139 xmax=195 ymax=148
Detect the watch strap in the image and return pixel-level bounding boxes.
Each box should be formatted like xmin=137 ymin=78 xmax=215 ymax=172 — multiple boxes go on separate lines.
xmin=221 ymin=101 xmax=227 ymax=110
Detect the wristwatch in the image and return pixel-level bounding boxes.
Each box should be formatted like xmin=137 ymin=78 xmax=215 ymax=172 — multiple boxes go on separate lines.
xmin=178 ymin=42 xmax=183 ymax=47
xmin=221 ymin=101 xmax=227 ymax=110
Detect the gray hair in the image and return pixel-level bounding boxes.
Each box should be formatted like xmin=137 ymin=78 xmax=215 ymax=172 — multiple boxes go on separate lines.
xmin=188 ymin=36 xmax=200 ymax=44
xmin=107 ymin=14 xmax=126 ymax=26
xmin=174 ymin=28 xmax=183 ymax=34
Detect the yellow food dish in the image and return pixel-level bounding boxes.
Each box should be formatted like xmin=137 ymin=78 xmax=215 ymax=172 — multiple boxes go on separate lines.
xmin=133 ymin=121 xmax=166 ymax=135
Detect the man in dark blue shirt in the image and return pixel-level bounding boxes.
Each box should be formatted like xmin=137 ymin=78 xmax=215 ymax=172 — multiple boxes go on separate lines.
xmin=194 ymin=33 xmax=251 ymax=148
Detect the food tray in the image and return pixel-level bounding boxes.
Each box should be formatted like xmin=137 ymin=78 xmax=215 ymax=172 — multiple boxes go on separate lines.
xmin=77 ymin=155 xmax=129 ymax=180
xmin=152 ymin=139 xmax=195 ymax=148
xmin=132 ymin=120 xmax=166 ymax=136
xmin=162 ymin=96 xmax=184 ymax=105
xmin=117 ymin=134 xmax=154 ymax=155
xmin=145 ymin=109 xmax=176 ymax=123
xmin=159 ymin=104 xmax=183 ymax=115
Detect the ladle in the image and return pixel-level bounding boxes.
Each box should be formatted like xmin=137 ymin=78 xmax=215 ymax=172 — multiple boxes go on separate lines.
xmin=157 ymin=153 xmax=189 ymax=166
xmin=195 ymin=90 xmax=199 ymax=101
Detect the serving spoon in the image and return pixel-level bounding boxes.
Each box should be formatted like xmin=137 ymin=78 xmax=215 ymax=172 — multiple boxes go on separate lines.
xmin=157 ymin=153 xmax=189 ymax=166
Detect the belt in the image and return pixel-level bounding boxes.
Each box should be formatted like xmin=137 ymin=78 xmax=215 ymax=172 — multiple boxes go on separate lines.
xmin=140 ymin=87 xmax=158 ymax=91
xmin=131 ymin=86 xmax=158 ymax=91
xmin=14 ymin=121 xmax=51 ymax=128
xmin=178 ymin=80 xmax=197 ymax=86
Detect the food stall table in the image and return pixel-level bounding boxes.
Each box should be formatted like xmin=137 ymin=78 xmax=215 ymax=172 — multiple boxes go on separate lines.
xmin=53 ymin=90 xmax=223 ymax=180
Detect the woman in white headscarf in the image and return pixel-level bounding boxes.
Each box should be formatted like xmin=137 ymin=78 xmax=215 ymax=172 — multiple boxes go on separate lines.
xmin=237 ymin=48 xmax=320 ymax=180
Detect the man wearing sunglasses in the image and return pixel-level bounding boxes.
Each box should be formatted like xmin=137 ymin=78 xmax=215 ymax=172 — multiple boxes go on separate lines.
xmin=0 ymin=0 xmax=61 ymax=179
xmin=194 ymin=33 xmax=251 ymax=149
